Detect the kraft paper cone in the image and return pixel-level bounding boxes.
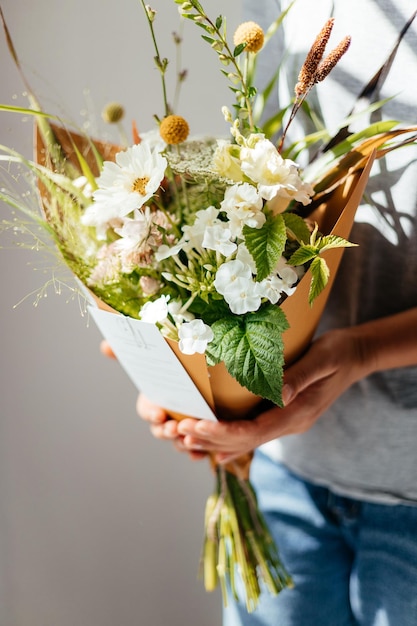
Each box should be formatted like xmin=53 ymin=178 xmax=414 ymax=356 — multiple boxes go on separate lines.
xmin=281 ymin=153 xmax=375 ymax=365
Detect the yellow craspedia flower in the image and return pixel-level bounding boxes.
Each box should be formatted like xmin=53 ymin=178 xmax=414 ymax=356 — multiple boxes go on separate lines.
xmin=159 ymin=115 xmax=190 ymax=145
xmin=101 ymin=102 xmax=125 ymax=124
xmin=233 ymin=21 xmax=264 ymax=53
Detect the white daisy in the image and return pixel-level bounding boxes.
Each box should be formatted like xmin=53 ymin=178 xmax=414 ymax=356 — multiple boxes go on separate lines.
xmin=81 ymin=143 xmax=167 ymax=237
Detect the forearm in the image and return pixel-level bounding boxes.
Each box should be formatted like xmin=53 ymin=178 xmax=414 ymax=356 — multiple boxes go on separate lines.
xmin=350 ymin=307 xmax=417 ymax=376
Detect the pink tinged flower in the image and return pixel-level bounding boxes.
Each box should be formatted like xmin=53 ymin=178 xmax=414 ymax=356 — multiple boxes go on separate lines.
xmin=178 ymin=319 xmax=214 ymax=355
xmin=139 ymin=295 xmax=170 ymax=323
xmin=202 ymin=223 xmax=237 ymax=256
xmin=81 ymin=143 xmax=167 ymax=236
xmin=113 ymin=209 xmax=150 ymax=254
xmin=139 ymin=276 xmax=161 ymax=296
xmin=87 ymin=244 xmax=122 ymax=286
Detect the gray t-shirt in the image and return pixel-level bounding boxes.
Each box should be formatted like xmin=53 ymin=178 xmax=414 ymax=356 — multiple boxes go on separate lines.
xmin=244 ymin=0 xmax=417 ymax=504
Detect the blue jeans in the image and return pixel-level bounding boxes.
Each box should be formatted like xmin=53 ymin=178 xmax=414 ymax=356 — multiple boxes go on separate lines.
xmin=224 ymin=451 xmax=417 ymax=626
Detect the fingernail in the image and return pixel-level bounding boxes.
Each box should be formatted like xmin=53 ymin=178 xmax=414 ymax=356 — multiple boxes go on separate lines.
xmin=282 ymin=384 xmax=293 ymax=406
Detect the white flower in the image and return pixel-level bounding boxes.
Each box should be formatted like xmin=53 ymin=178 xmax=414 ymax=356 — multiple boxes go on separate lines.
xmin=202 ymin=223 xmax=237 ymax=256
xmin=276 ymin=258 xmax=299 ymax=295
xmin=155 ymin=241 xmax=184 ymax=261
xmin=113 ymin=208 xmax=150 ymax=255
xmin=214 ymin=259 xmax=261 ymax=314
xmin=182 ymin=206 xmax=219 ymax=247
xmin=81 ymin=143 xmax=167 ymax=236
xmin=236 ymin=243 xmax=257 ymax=274
xmin=240 ymin=138 xmax=313 ymax=204
xmin=223 ymin=278 xmax=262 ymax=314
xmin=212 ymin=139 xmax=243 ymax=182
xmin=214 ymin=259 xmax=251 ymax=291
xmin=139 ymin=295 xmax=170 ymax=323
xmin=220 ymin=182 xmax=265 ymax=236
xmin=258 ymin=258 xmax=299 ymax=303
xmin=139 ymin=128 xmax=166 ymax=152
xmin=167 ymin=300 xmax=195 ymax=324
xmin=178 ymin=319 xmax=214 ymax=355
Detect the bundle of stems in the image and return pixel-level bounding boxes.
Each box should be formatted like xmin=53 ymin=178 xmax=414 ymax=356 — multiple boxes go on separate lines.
xmin=203 ymin=465 xmax=292 ymax=612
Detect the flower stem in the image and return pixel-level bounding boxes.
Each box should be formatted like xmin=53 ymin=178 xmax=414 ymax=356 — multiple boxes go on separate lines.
xmin=139 ymin=0 xmax=170 ymax=117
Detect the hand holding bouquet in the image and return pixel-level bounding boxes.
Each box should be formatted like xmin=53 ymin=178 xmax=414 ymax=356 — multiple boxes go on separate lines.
xmin=1 ymin=0 xmax=416 ymax=612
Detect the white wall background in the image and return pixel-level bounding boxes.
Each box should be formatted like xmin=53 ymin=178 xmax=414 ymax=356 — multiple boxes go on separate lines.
xmin=0 ymin=2 xmax=242 ymax=624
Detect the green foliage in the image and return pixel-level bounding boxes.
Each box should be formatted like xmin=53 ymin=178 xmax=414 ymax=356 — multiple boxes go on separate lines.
xmin=308 ymin=257 xmax=329 ymax=305
xmin=282 ymin=213 xmax=311 ymax=243
xmin=206 ymin=305 xmax=289 ymax=407
xmin=243 ymin=213 xmax=287 ymax=281
xmin=288 ymin=228 xmax=357 ymax=304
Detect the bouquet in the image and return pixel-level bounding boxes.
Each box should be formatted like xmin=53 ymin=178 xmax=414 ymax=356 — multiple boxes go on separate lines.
xmin=1 ymin=0 xmax=416 ymax=612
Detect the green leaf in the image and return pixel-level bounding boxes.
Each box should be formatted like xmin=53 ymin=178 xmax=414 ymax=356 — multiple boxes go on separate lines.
xmin=283 ymin=213 xmax=311 ymax=243
xmin=201 ymin=35 xmax=216 ymax=45
xmin=70 ymin=141 xmax=98 ymax=192
xmin=287 ymin=244 xmax=319 ymax=266
xmin=215 ymin=15 xmax=223 ymax=29
xmin=206 ymin=306 xmax=289 ymax=407
xmin=233 ymin=43 xmax=247 ymax=57
xmin=243 ymin=213 xmax=287 ymax=281
xmin=316 ymin=234 xmax=357 ymax=252
xmin=189 ymin=0 xmax=204 ymax=12
xmin=0 ymin=104 xmax=58 ymax=119
xmin=309 ymin=257 xmax=329 ymax=305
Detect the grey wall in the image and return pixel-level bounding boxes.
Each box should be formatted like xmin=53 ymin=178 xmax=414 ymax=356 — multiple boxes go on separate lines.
xmin=0 ymin=2 xmax=241 ymax=624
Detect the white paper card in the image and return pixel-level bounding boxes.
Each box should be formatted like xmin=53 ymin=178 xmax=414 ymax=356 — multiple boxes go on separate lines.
xmin=88 ymin=307 xmax=217 ymax=421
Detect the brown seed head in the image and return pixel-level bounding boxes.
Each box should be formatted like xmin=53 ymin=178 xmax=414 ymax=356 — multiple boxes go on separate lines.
xmin=314 ymin=35 xmax=352 ymax=83
xmin=159 ymin=114 xmax=190 ymax=145
xmin=295 ymin=18 xmax=335 ymax=97
xmin=102 ymin=102 xmax=125 ymax=124
xmin=233 ymin=21 xmax=265 ymax=53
